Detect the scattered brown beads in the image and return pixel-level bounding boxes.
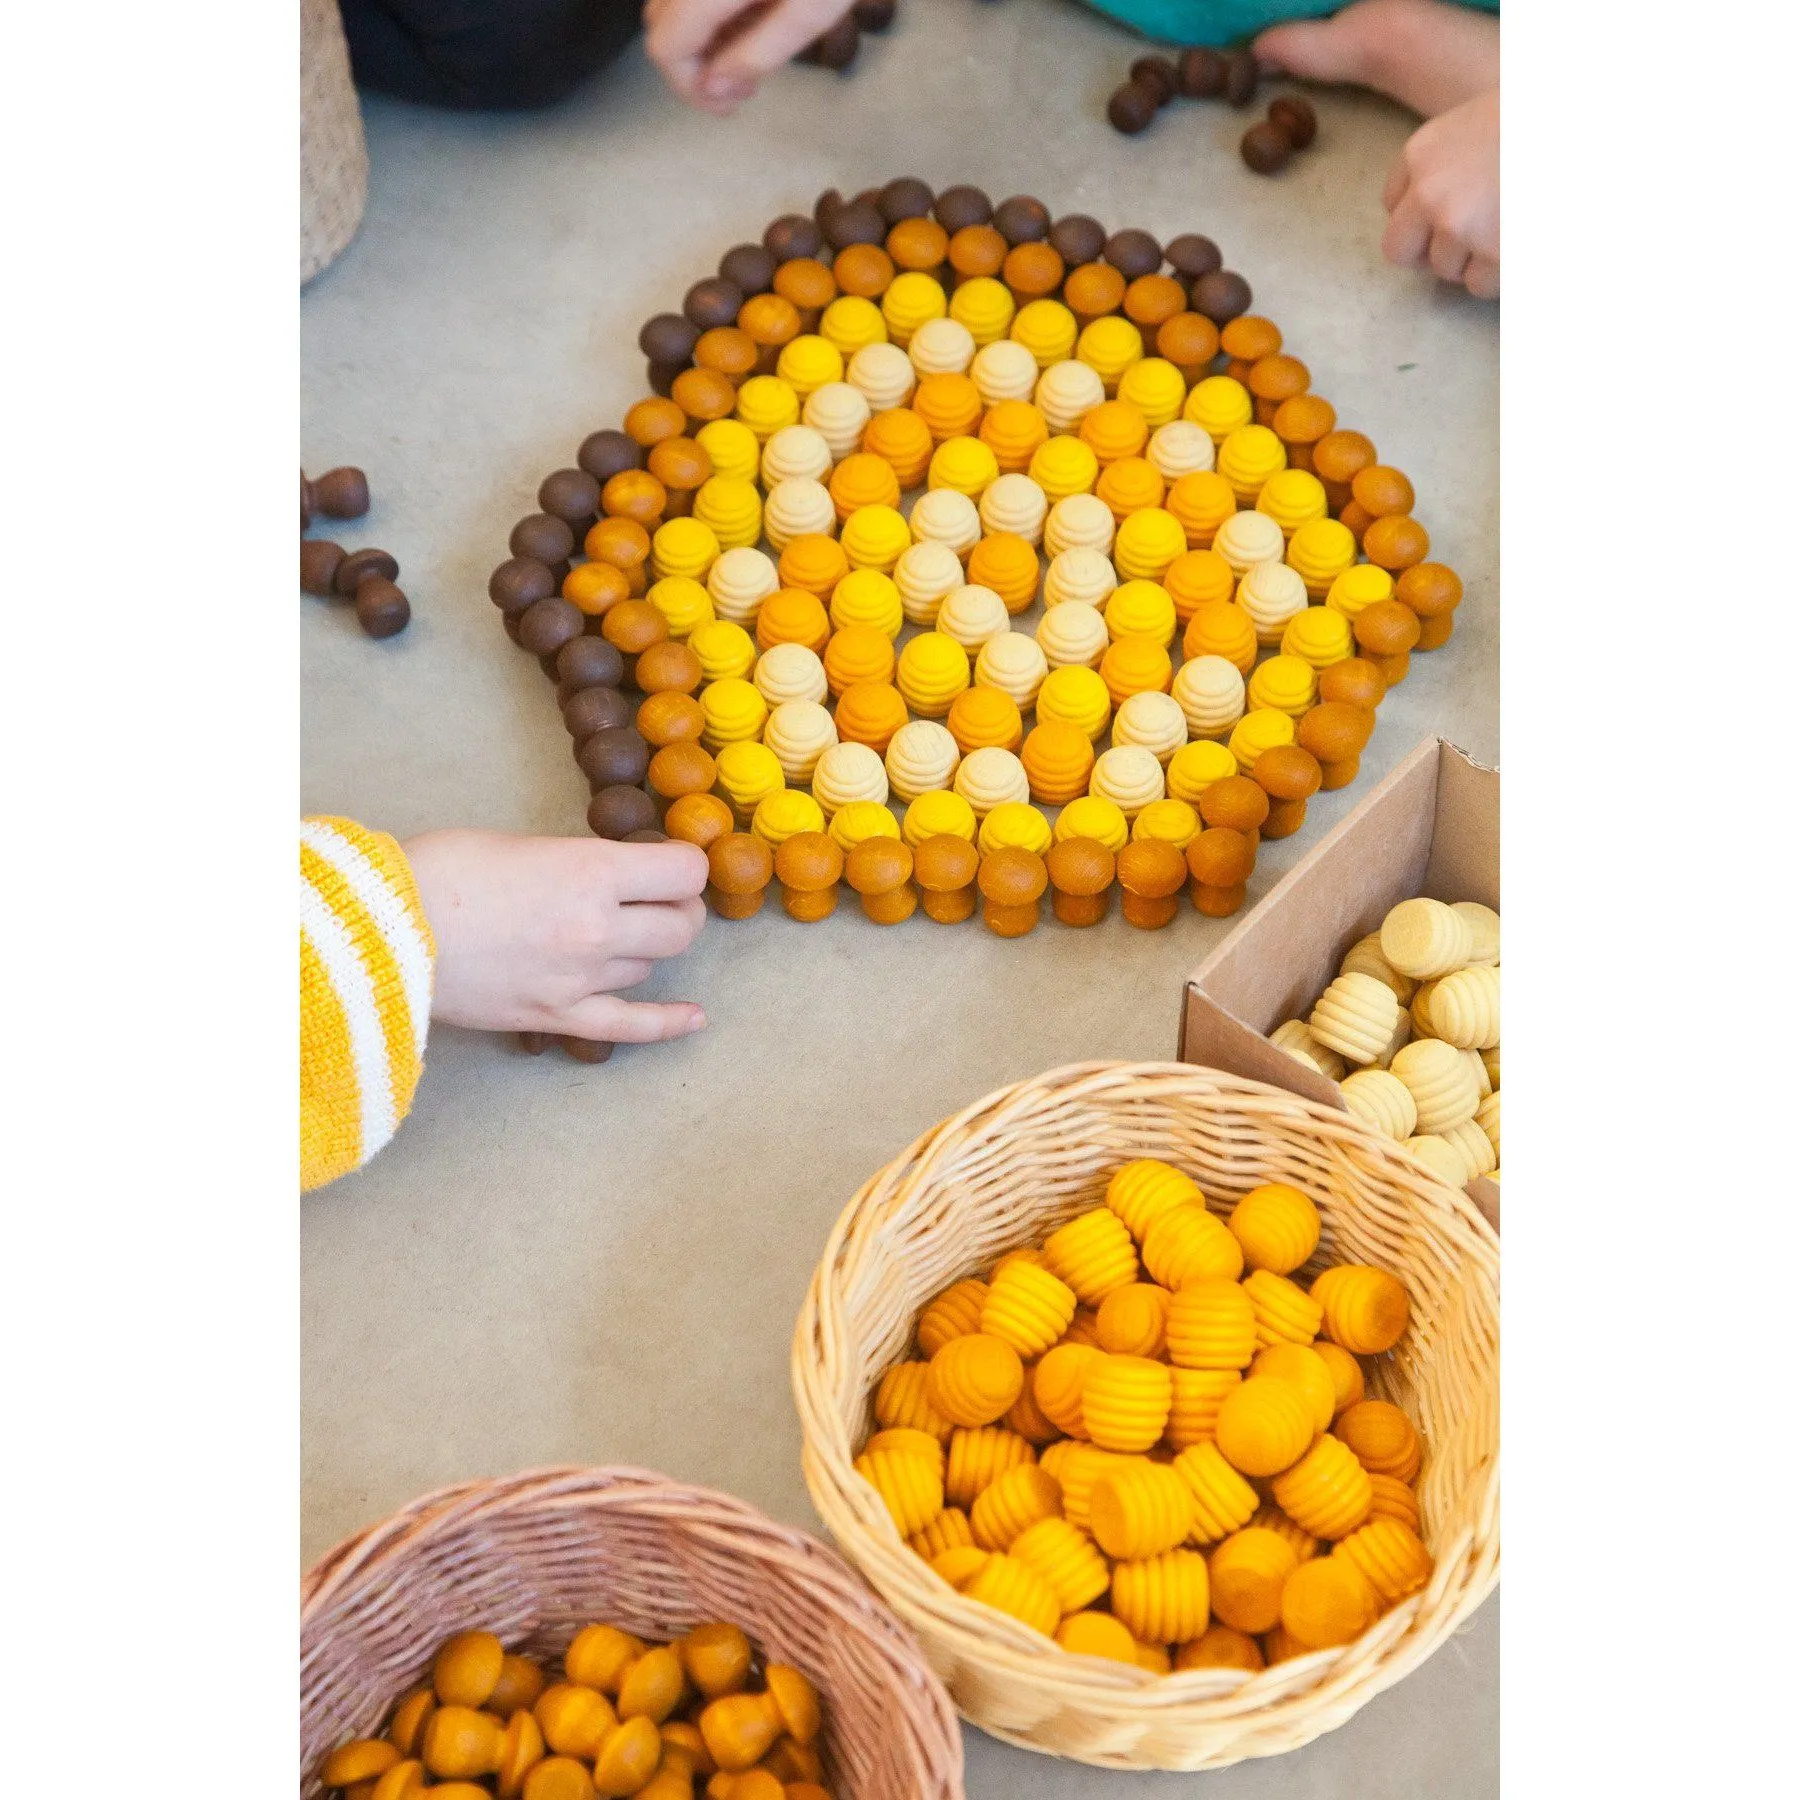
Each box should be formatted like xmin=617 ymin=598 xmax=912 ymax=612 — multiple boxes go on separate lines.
xmin=317 ymin=1623 xmax=834 ymax=1800
xmin=300 ymin=465 xmax=410 ymax=637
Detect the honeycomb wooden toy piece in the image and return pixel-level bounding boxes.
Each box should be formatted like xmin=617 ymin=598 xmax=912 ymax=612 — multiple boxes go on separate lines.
xmin=489 ymin=185 xmax=1468 ymax=956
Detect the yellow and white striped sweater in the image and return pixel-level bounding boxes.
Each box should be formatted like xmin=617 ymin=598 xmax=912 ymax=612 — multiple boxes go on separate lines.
xmin=300 ymin=817 xmax=436 ymax=1191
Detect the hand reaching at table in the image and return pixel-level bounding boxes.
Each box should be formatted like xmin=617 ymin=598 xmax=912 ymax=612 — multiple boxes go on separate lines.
xmin=645 ymin=0 xmax=856 ymax=114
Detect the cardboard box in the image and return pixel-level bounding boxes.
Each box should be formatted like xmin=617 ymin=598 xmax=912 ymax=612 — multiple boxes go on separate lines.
xmin=1179 ymin=738 xmax=1499 ymax=1228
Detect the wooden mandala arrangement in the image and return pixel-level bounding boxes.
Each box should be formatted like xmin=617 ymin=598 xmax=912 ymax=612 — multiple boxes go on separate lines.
xmin=487 ymin=178 xmax=1464 ymax=961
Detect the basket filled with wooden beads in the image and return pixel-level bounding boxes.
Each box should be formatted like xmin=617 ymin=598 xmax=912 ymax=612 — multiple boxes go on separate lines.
xmin=791 ymin=1062 xmax=1497 ymax=1770
xmin=488 ymin=180 xmax=1466 ymax=946
xmin=300 ymin=1467 xmax=963 ymax=1799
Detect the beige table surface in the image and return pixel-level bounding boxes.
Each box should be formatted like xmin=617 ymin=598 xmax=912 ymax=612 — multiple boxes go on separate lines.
xmin=302 ymin=2 xmax=1498 ymax=1791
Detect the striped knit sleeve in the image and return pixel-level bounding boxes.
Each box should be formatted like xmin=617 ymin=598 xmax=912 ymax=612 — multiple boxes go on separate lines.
xmin=300 ymin=817 xmax=436 ymax=1192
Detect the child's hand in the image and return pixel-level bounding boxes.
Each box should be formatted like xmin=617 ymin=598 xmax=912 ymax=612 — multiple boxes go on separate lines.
xmin=1382 ymin=88 xmax=1500 ymax=299
xmin=403 ymin=829 xmax=710 ymax=1047
xmin=644 ymin=0 xmax=854 ymax=114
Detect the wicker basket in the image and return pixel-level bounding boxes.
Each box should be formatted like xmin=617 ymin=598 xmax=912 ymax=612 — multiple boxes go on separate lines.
xmin=300 ymin=1466 xmax=965 ymax=1798
xmin=300 ymin=0 xmax=368 ymax=284
xmin=793 ymin=1061 xmax=1499 ymax=1771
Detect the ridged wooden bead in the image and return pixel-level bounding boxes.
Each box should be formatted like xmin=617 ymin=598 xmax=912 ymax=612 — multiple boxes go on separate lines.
xmin=969 ymin=636 xmax=1046 ymax=715
xmin=1242 ymin=1269 xmax=1324 ymax=1346
xmin=980 ymin=1259 xmax=1079 ymax=1358
xmin=1035 ymin=597 xmax=1111 ymax=671
xmin=760 ymin=423 xmax=833 ymax=487
xmin=1214 ymin=509 xmax=1287 ymax=580
xmin=1336 ymin=1399 xmax=1423 ymax=1482
xmin=848 ymin=340 xmax=917 ymax=413
xmin=1036 ymin=358 xmax=1107 ymax=431
xmin=927 ymin=1331 xmax=1026 ymax=1427
xmin=1110 ymin=1549 xmax=1211 ymax=1644
xmin=1105 ymin=1158 xmax=1204 ymax=1242
xmin=1309 ymin=971 xmax=1403 ymax=1066
xmin=1043 ymin=548 xmax=1117 ymax=612
xmin=1171 ymin=1440 xmax=1259 ymax=1543
xmin=1081 ymin=1353 xmax=1174 ymax=1452
xmin=1164 ymin=1276 xmax=1257 ymax=1370
xmin=929 ymin=1545 xmax=992 ymax=1592
xmin=865 ymin=1426 xmax=947 ymax=1480
xmin=1450 ymin=899 xmax=1499 ymax=964
xmin=1044 ymin=491 xmax=1116 ymax=557
xmin=1214 ymin=1375 xmax=1317 ymax=1476
xmin=1031 ymin=1341 xmax=1102 ymax=1438
xmin=907 ymin=1505 xmax=975 ymax=1561
xmin=1427 ymin=964 xmax=1500 ymax=1049
xmin=1166 ymin=1367 xmax=1242 ymax=1449
xmin=1207 ymin=1526 xmax=1301 ymax=1634
xmin=892 ymin=539 xmax=963 ymax=627
xmin=1147 ymin=420 xmax=1215 ymax=480
xmin=1095 ymin=1283 xmax=1170 ymax=1358
xmin=854 ymin=1445 xmax=945 ymax=1538
xmin=1056 ymin=1611 xmax=1140 ymax=1664
xmin=1112 ymin=690 xmax=1189 ymax=765
xmin=1280 ymin=1554 xmax=1380 ymax=1648
xmin=1440 ymin=1115 xmax=1497 ymax=1179
xmin=963 ymin=1551 xmax=1061 ymax=1636
xmin=1005 ymin=1369 xmax=1061 ymax=1445
xmin=1406 ymin=1133 xmax=1469 ymax=1187
xmin=1271 ymin=1434 xmax=1373 ymax=1539
xmin=1380 ymin=897 xmax=1474 ymax=979
xmin=917 ymin=1277 xmax=989 ymax=1357
xmin=874 ymin=1362 xmax=955 ymax=1441
xmin=1089 ymin=1461 xmax=1195 ymax=1559
xmin=970 ymin=338 xmax=1040 ymax=404
xmin=1142 ymin=1204 xmax=1244 ymax=1289
xmin=1011 ymin=1516 xmax=1113 ymax=1612
xmin=1171 ymin=653 xmax=1246 ymax=739
xmin=1337 ymin=1518 xmax=1434 ymax=1605
xmin=944 ymin=1427 xmax=1036 ymax=1508
xmin=1389 ymin=1038 xmax=1481 ymax=1134
xmin=1250 ymin=1342 xmax=1337 ymax=1433
xmin=1041 ymin=1207 xmax=1140 ymax=1304
xmin=1365 ymin=1472 xmax=1422 ymax=1534
xmin=1234 ymin=558 xmax=1309 ymax=642
xmin=970 ymin=1462 xmax=1063 ymax=1550
xmin=1339 ymin=1069 xmax=1418 ymax=1141
xmin=1270 ymin=1018 xmax=1344 ymax=1081
xmin=1039 ymin=1439 xmax=1140 ymax=1529
xmin=1227 ymin=1182 xmax=1321 ymax=1275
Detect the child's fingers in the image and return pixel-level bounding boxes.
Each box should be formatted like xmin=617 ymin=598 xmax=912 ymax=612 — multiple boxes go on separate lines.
xmin=609 ymin=896 xmax=708 ymax=960
xmin=1427 ymin=229 xmax=1472 ymax=285
xmin=1380 ymin=190 xmax=1432 ymax=270
xmin=563 ymin=994 xmax=709 ymax=1044
xmin=703 ymin=0 xmax=848 ymax=101
xmin=612 ymin=839 xmax=711 ymax=902
xmin=1381 ymin=157 xmax=1410 ymax=213
xmin=645 ymin=0 xmax=752 ymax=98
xmin=1464 ymin=255 xmax=1500 ymax=300
xmin=593 ymin=957 xmax=656 ymax=991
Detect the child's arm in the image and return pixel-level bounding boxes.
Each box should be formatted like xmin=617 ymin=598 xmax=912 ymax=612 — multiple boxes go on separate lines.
xmin=645 ymin=0 xmax=855 ymax=112
xmin=301 ymin=823 xmax=709 ymax=1192
xmin=301 ymin=817 xmax=437 ymax=1192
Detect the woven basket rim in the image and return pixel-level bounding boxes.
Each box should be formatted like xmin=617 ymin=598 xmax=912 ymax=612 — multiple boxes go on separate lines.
xmin=301 ymin=1463 xmax=967 ymax=1793
xmin=792 ymin=1059 xmax=1499 ymax=1769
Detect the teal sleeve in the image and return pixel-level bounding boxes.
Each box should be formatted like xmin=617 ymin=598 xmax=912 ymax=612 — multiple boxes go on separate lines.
xmin=1080 ymin=0 xmax=1498 ymax=46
